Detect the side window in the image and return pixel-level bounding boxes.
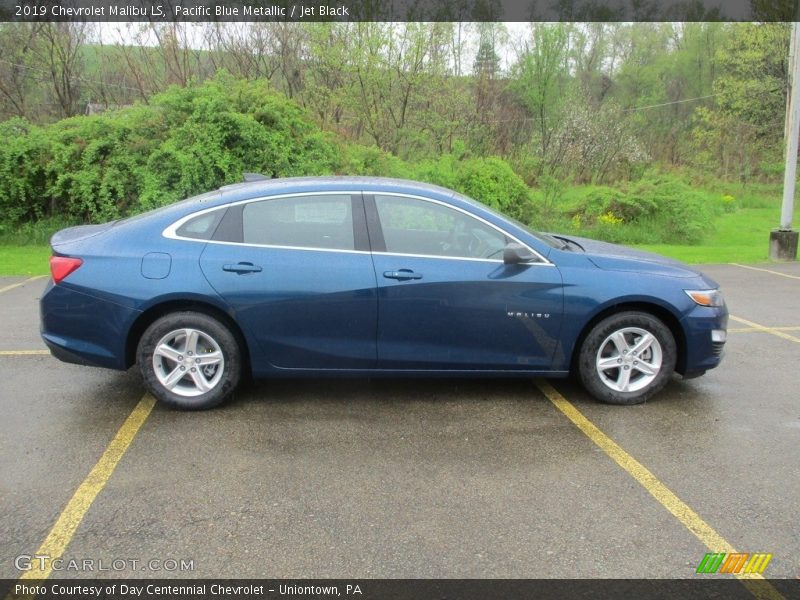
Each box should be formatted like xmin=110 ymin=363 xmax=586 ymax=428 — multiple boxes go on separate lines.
xmin=175 ymin=209 xmax=225 ymax=240
xmin=374 ymin=195 xmax=508 ymax=260
xmin=242 ymin=195 xmax=355 ymax=251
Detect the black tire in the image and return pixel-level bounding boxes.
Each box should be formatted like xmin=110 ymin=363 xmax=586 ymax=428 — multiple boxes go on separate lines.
xmin=137 ymin=311 xmax=242 ymax=410
xmin=577 ymin=311 xmax=677 ymax=405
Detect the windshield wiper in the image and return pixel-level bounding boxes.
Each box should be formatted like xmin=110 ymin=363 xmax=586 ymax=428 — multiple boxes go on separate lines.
xmin=551 ymin=235 xmax=584 ymax=252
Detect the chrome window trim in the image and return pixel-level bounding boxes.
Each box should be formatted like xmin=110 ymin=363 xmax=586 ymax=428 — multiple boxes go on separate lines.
xmin=162 ymin=189 xmax=553 ymax=265
xmin=173 ymin=238 xmax=372 ymax=256
xmin=374 ymin=251 xmax=504 ymax=264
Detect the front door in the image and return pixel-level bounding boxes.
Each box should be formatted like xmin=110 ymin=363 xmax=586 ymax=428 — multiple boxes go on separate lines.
xmin=368 ymin=194 xmax=563 ymax=370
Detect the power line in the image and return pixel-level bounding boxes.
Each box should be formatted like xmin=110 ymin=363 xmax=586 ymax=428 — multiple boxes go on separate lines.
xmin=618 ymin=84 xmax=783 ymax=113
xmin=477 ymin=85 xmax=785 ymax=124
xmin=475 ymin=94 xmax=719 ymax=125
xmin=622 ymin=93 xmax=719 ymax=112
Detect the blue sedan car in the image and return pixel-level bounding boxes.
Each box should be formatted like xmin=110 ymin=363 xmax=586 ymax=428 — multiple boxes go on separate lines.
xmin=40 ymin=176 xmax=727 ymax=409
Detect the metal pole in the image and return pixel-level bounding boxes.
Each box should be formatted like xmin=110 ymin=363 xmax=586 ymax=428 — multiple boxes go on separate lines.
xmin=780 ymin=22 xmax=800 ymax=231
xmin=784 ymin=22 xmax=796 ymax=143
xmin=769 ymin=23 xmax=800 ymax=260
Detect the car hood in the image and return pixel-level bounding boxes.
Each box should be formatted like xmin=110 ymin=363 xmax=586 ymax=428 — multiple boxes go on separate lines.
xmin=553 ymin=234 xmax=709 ymax=280
xmin=51 ymin=222 xmax=116 ymax=248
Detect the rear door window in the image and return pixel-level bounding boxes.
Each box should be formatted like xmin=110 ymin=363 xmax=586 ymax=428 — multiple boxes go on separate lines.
xmin=242 ymin=195 xmax=356 ymax=251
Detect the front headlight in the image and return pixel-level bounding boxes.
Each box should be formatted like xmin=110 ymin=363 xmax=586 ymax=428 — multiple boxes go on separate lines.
xmin=684 ymin=289 xmax=725 ymax=307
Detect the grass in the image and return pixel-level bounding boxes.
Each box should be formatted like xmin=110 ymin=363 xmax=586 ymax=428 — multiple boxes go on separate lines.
xmin=634 ymin=207 xmax=787 ymax=264
xmin=0 ymin=216 xmax=72 ymax=276
xmin=0 ymin=216 xmax=78 ymax=246
xmin=555 ymin=179 xmax=796 ymax=264
xmin=0 ymin=245 xmax=51 ymax=276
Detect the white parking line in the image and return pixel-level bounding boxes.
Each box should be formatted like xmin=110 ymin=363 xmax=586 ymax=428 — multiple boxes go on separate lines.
xmin=729 ymin=263 xmax=800 ymax=281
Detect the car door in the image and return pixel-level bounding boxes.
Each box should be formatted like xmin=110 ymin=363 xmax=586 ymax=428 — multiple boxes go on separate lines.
xmin=199 ymin=192 xmax=377 ymax=372
xmin=367 ymin=193 xmax=563 ymax=370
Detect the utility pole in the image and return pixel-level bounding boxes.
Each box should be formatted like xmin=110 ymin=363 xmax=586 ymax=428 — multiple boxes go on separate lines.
xmin=771 ymin=21 xmax=800 ymax=260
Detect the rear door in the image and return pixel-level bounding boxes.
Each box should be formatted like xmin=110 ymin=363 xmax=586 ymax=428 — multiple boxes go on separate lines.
xmin=367 ymin=193 xmax=563 ymax=370
xmin=198 ymin=192 xmax=377 ymax=372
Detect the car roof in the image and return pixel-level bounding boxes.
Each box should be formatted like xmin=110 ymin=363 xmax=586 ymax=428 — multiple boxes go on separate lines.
xmin=127 ymin=176 xmax=492 ymax=234
xmin=219 ymin=176 xmax=462 ymax=203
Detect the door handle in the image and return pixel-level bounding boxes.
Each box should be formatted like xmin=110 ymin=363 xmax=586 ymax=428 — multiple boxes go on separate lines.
xmin=223 ymin=262 xmax=263 ymax=274
xmin=383 ymin=269 xmax=422 ymax=281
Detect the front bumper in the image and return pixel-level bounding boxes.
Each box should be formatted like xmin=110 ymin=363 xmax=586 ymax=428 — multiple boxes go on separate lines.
xmin=679 ymin=304 xmax=728 ymax=376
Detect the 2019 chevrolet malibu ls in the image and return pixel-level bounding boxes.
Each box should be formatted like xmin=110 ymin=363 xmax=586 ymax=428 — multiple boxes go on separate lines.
xmin=40 ymin=176 xmax=727 ymax=410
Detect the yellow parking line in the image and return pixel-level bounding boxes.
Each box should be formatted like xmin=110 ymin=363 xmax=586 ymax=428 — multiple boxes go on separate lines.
xmin=0 ymin=275 xmax=46 ymax=295
xmin=730 ymin=263 xmax=800 ymax=281
xmin=536 ymin=381 xmax=783 ymax=599
xmin=0 ymin=350 xmax=50 ymax=356
xmin=729 ymin=315 xmax=800 ymax=343
xmin=17 ymin=393 xmax=156 ymax=580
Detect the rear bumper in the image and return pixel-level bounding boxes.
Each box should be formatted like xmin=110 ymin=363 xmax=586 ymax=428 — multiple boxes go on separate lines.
xmin=42 ymin=336 xmax=102 ymax=367
xmin=40 ymin=281 xmax=140 ymax=370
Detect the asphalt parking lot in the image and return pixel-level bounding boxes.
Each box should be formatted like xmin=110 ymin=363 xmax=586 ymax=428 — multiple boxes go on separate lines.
xmin=1 ymin=263 xmax=798 ymax=583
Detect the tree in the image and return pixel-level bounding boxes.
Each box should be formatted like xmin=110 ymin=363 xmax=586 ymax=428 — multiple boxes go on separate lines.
xmin=691 ymin=23 xmax=790 ymax=180
xmin=0 ymin=23 xmax=42 ymax=119
xmin=36 ymin=22 xmax=88 ymax=118
xmin=510 ymin=23 xmax=571 ymax=173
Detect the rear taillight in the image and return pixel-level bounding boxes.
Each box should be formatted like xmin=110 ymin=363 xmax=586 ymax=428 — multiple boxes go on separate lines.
xmin=50 ymin=256 xmax=83 ymax=284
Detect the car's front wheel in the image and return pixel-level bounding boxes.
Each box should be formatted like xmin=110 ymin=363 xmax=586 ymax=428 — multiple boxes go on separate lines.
xmin=137 ymin=311 xmax=242 ymax=410
xmin=578 ymin=311 xmax=676 ymax=405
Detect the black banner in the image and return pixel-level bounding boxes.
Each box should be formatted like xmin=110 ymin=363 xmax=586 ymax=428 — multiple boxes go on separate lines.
xmin=0 ymin=0 xmax=798 ymax=23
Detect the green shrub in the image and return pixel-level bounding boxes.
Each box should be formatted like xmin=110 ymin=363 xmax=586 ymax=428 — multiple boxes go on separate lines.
xmin=0 ymin=118 xmax=50 ymax=223
xmin=561 ymin=174 xmax=724 ymax=244
xmin=337 ymin=144 xmax=413 ymax=179
xmin=459 ymin=157 xmax=536 ymax=222
xmin=0 ymin=74 xmax=339 ymax=224
xmin=138 ymin=76 xmax=338 ymax=209
xmin=44 ymin=109 xmax=157 ymax=221
xmin=409 ymin=154 xmax=535 ymax=222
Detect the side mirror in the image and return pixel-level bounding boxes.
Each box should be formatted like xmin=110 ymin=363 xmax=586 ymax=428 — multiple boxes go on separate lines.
xmin=503 ymin=242 xmax=537 ymax=265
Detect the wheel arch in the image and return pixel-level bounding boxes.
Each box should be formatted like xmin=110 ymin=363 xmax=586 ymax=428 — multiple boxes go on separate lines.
xmin=569 ymin=301 xmax=688 ymax=376
xmin=125 ymin=299 xmax=251 ymax=375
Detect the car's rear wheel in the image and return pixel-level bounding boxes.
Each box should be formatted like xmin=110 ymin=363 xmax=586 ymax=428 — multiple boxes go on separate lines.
xmin=578 ymin=311 xmax=676 ymax=405
xmin=137 ymin=311 xmax=241 ymax=410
